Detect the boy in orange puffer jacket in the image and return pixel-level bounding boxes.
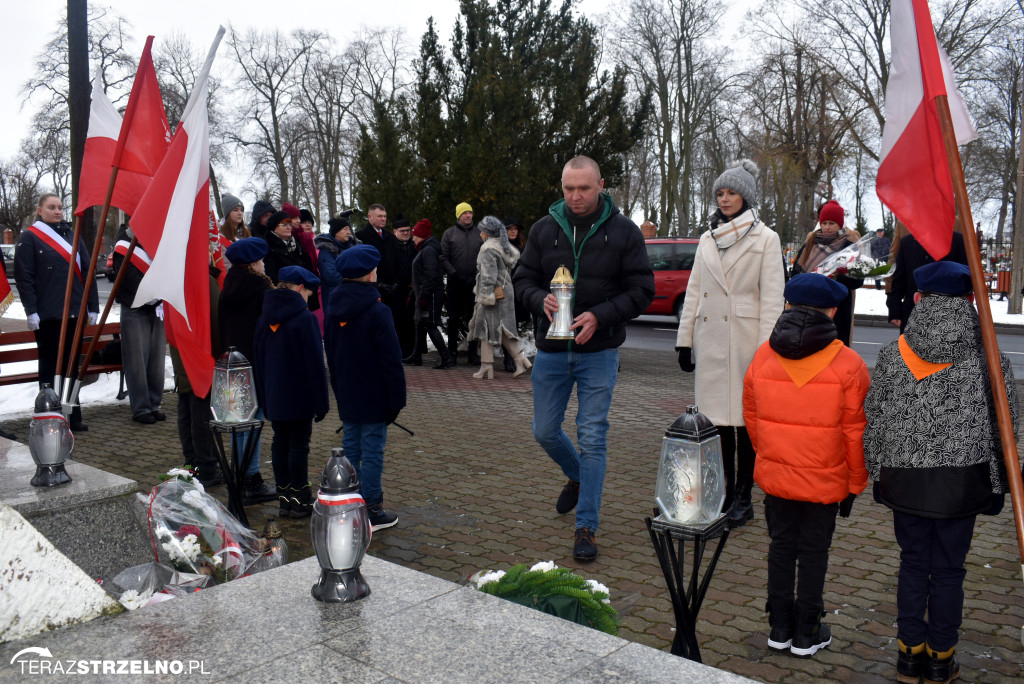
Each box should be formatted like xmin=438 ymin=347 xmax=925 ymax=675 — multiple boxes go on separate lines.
xmin=742 ymin=273 xmax=870 ymax=658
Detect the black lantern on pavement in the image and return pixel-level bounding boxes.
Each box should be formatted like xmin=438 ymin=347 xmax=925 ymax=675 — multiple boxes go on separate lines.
xmin=655 ymin=405 xmax=725 ymax=525
xmin=311 ymin=448 xmax=372 ymax=603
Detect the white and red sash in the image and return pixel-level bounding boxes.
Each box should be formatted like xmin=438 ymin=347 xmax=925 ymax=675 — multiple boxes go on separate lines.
xmin=114 ymin=239 xmax=153 ymax=274
xmin=27 ymin=221 xmax=83 ymax=280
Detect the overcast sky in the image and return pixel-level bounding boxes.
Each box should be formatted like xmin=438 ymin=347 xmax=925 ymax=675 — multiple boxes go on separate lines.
xmin=1 ymin=0 xmax=617 ymax=159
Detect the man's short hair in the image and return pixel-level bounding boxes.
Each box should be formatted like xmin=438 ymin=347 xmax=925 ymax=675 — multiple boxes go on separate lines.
xmin=563 ymin=155 xmax=601 ymax=179
xmin=368 ymin=203 xmax=386 ymax=213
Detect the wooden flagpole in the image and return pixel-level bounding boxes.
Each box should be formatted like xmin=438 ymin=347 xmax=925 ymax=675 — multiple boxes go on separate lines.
xmin=53 ymin=213 xmax=82 ymax=399
xmin=74 ymin=235 xmax=138 ymax=396
xmin=935 ymin=94 xmax=1024 ymax=572
xmin=62 ymin=167 xmax=119 ymax=410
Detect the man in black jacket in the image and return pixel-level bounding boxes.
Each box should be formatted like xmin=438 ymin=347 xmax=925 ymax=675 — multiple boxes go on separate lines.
xmin=112 ymin=223 xmax=166 ymax=425
xmin=886 ymin=231 xmax=967 ymax=332
xmin=513 ymin=156 xmax=654 ymax=561
xmin=440 ymin=202 xmax=482 ymax=364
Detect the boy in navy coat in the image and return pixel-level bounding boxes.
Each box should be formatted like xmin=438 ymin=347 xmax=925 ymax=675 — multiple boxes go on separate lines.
xmin=326 ymin=245 xmax=407 ymax=530
xmin=254 ymin=266 xmax=329 ymax=518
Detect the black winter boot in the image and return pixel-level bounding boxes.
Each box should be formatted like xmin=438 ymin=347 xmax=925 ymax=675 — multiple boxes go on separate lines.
xmin=290 ymin=484 xmax=313 ymax=519
xmin=924 ymin=644 xmax=959 ymax=684
xmin=503 ymin=353 xmax=516 ymax=373
xmin=727 ymin=483 xmax=754 ymax=527
xmin=243 ymin=472 xmax=277 ymax=505
xmin=278 ymin=485 xmax=294 ymax=518
xmin=896 ymin=639 xmax=926 ymax=683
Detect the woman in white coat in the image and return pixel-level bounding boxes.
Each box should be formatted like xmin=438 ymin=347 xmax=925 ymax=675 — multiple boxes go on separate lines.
xmin=675 ymin=159 xmax=785 ymax=527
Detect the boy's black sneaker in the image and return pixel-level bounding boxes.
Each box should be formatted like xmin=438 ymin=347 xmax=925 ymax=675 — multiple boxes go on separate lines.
xmin=767 ymin=623 xmax=793 ymax=651
xmin=790 ymin=622 xmax=831 ymax=657
xmin=924 ymin=645 xmax=959 ymax=684
xmin=573 ymin=527 xmax=597 ymax=562
xmin=896 ymin=639 xmax=926 ymax=684
xmin=368 ymin=504 xmax=398 ymax=530
xmin=556 ymin=480 xmax=580 ymax=514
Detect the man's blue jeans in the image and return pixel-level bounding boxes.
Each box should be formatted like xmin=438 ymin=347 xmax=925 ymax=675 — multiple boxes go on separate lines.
xmin=342 ymin=422 xmax=387 ymax=506
xmin=531 ymin=348 xmax=618 ymax=531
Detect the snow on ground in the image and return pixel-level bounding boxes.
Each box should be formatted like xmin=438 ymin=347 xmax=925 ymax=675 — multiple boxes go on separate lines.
xmin=0 ymin=284 xmax=1016 ymax=420
xmin=854 ymin=286 xmax=1024 ymax=325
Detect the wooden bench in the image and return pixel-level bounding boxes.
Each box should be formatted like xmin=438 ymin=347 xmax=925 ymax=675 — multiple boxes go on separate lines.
xmin=0 ymin=323 xmax=125 ymax=392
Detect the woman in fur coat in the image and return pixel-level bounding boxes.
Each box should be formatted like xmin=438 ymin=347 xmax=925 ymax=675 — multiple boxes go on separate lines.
xmin=466 ymin=216 xmax=532 ymax=379
xmin=675 ymin=159 xmax=786 ymax=528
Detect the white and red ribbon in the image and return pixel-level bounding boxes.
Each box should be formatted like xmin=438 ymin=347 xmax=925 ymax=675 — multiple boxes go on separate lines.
xmin=27 ymin=221 xmax=83 ymax=280
xmin=114 ymin=239 xmax=153 ymax=274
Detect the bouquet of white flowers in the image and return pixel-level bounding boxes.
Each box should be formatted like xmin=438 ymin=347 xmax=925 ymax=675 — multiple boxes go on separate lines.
xmin=814 ymin=233 xmax=896 ymax=280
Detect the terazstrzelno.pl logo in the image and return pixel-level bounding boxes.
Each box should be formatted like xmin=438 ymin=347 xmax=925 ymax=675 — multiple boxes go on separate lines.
xmin=9 ymin=647 xmax=210 ymax=676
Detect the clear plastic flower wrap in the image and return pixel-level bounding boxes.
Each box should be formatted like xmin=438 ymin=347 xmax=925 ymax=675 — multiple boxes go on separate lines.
xmin=134 ymin=470 xmax=269 ymax=586
xmin=109 ymin=561 xmax=210 ymax=609
xmin=814 ymin=233 xmax=896 ymax=280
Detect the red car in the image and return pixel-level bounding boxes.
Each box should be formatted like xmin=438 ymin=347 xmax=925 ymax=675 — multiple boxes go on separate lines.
xmin=643 ymin=237 xmax=700 ymax=319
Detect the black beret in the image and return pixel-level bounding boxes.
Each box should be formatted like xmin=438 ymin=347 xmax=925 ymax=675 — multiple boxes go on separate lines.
xmin=784 ymin=273 xmax=848 ymax=308
xmin=914 ymin=262 xmax=972 ymax=296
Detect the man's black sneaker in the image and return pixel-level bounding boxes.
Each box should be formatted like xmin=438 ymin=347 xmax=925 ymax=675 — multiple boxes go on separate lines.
xmin=70 ymin=422 xmax=89 ymax=432
xmin=790 ymin=622 xmax=831 ymax=657
xmin=152 ymin=410 xmax=167 ymax=421
xmin=133 ymin=413 xmax=157 ymax=425
xmin=368 ymin=504 xmax=398 ymax=531
xmin=196 ymin=472 xmax=225 ymax=488
xmin=573 ymin=527 xmax=597 ymax=562
xmin=556 ymin=480 xmax=580 ymax=514
xmin=242 ymin=472 xmax=277 ymax=505
xmin=924 ymin=645 xmax=959 ymax=684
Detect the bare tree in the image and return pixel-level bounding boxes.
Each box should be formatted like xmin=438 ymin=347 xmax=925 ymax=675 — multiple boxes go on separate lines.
xmin=0 ymin=157 xmax=42 ymax=235
xmin=614 ymin=0 xmax=723 ymax=234
xmin=228 ymin=27 xmax=326 ymax=201
xmin=154 ymin=31 xmax=230 ymax=215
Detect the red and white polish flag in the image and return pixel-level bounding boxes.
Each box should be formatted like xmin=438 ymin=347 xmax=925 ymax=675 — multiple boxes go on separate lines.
xmin=74 ymin=36 xmax=170 ymax=217
xmin=876 ymin=0 xmax=977 ymax=260
xmin=130 ymin=27 xmax=225 ymax=398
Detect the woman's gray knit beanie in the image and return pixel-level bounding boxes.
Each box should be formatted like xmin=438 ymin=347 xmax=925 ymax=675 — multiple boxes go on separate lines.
xmin=711 ymin=159 xmax=759 ymax=206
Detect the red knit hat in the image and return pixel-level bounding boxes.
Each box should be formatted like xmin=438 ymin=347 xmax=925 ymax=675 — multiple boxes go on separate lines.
xmin=412 ymin=218 xmax=433 ymax=239
xmin=818 ymin=200 xmax=845 ymax=227
xmin=281 ymin=202 xmax=301 ymax=219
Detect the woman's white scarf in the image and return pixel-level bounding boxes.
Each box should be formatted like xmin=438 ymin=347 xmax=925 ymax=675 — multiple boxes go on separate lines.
xmin=711 ymin=209 xmax=756 ymax=250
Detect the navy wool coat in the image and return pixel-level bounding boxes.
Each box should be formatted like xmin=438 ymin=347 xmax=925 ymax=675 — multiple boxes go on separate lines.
xmin=326 ymin=281 xmax=407 ymax=424
xmin=253 ymin=288 xmax=329 ymax=421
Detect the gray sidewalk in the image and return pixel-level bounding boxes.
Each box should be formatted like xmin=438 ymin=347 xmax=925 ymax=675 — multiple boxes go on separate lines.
xmin=1 ymin=346 xmax=1022 ymax=681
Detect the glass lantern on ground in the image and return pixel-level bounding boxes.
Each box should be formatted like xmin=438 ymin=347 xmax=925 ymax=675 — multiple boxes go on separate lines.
xmin=311 ymin=448 xmax=372 ymax=603
xmin=210 ymin=347 xmax=258 ymax=423
xmin=28 ymin=384 xmax=73 ymax=487
xmin=655 ymin=405 xmax=725 ymax=526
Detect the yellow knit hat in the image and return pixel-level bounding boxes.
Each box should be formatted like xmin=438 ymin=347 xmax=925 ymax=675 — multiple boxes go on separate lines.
xmin=455 ymin=202 xmax=473 ymax=219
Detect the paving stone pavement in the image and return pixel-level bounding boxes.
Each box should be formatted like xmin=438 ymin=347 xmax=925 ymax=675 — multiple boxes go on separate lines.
xmin=2 ymin=346 xmax=1023 ymax=682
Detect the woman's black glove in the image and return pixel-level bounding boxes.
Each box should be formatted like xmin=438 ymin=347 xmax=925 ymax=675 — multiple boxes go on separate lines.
xmin=676 ymin=347 xmax=695 ymax=372
xmin=838 ymin=493 xmax=856 ymax=518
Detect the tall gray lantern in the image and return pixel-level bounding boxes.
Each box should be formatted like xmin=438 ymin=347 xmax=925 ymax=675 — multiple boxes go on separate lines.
xmin=311 ymin=448 xmax=372 ymax=603
xmin=210 ymin=347 xmax=258 ymax=423
xmin=28 ymin=384 xmax=73 ymax=487
xmin=655 ymin=405 xmax=725 ymax=525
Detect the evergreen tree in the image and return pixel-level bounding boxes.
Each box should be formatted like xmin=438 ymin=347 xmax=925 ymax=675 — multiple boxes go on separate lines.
xmin=354 ymin=96 xmax=423 ymax=224
xmin=404 ymin=0 xmax=647 ymax=234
